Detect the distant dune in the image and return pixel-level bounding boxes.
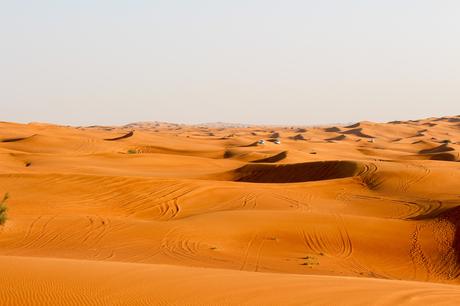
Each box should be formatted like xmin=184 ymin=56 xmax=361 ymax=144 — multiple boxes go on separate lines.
xmin=1 ymin=115 xmax=460 ymax=305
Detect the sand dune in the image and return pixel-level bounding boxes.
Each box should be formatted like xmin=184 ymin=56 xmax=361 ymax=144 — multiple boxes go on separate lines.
xmin=1 ymin=115 xmax=460 ymax=305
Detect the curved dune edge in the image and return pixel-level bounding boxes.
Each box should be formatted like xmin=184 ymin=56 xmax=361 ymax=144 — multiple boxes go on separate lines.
xmin=1 ymin=256 xmax=460 ymax=306
xmin=290 ymin=133 xmax=306 ymax=140
xmin=326 ymin=134 xmax=347 ymax=141
xmin=345 ymin=122 xmax=361 ymax=129
xmin=341 ymin=128 xmax=374 ymax=138
xmin=428 ymin=152 xmax=458 ymax=161
xmin=404 ymin=153 xmax=459 ymax=162
xmin=414 ymin=143 xmax=458 ymax=161
xmin=419 ymin=143 xmax=454 ymax=154
xmin=104 ymin=131 xmax=134 ymax=141
xmin=419 ymin=152 xmax=458 ymax=162
xmin=251 ymin=151 xmax=288 ymax=163
xmin=0 ymin=134 xmax=36 ymax=142
xmin=239 ymin=141 xmax=261 ymax=147
xmin=324 ymin=126 xmax=341 ymax=132
xmin=220 ymin=160 xmax=363 ymax=183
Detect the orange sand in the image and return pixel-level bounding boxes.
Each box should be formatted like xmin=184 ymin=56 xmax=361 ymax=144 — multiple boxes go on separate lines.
xmin=1 ymin=116 xmax=460 ymax=305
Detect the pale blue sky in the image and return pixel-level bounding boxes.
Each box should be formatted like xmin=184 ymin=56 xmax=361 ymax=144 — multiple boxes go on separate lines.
xmin=1 ymin=1 xmax=459 ymax=125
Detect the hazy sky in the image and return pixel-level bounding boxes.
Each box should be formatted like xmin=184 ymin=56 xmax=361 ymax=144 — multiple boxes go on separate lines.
xmin=1 ymin=1 xmax=459 ymax=126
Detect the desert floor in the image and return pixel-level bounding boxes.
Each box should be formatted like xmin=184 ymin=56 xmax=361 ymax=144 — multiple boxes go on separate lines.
xmin=1 ymin=115 xmax=460 ymax=305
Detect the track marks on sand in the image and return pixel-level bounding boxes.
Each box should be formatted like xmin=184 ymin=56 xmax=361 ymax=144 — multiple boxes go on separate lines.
xmin=8 ymin=215 xmax=128 ymax=260
xmin=159 ymin=227 xmax=204 ymax=263
xmin=240 ymin=233 xmax=277 ymax=272
xmin=300 ymin=215 xmax=352 ymax=259
xmin=397 ymin=163 xmax=431 ymax=193
xmin=408 ymin=215 xmax=460 ymax=282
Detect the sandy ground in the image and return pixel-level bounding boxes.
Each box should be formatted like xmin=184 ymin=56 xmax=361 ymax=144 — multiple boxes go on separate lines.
xmin=0 ymin=115 xmax=460 ymax=305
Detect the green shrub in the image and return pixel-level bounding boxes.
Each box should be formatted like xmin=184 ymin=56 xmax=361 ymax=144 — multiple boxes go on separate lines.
xmin=0 ymin=193 xmax=8 ymax=225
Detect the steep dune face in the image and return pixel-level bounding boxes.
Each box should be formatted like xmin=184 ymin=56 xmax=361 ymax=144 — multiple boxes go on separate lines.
xmin=428 ymin=152 xmax=458 ymax=161
xmin=104 ymin=130 xmax=134 ymax=141
xmin=326 ymin=134 xmax=347 ymax=141
xmin=251 ymin=151 xmax=288 ymax=163
xmin=290 ymin=133 xmax=306 ymax=141
xmin=0 ymin=134 xmax=36 ymax=143
xmin=226 ymin=160 xmax=362 ymax=183
xmin=414 ymin=143 xmax=459 ymax=161
xmin=419 ymin=143 xmax=455 ymax=154
xmin=341 ymin=128 xmax=375 ymax=138
xmin=1 ymin=116 xmax=460 ymax=305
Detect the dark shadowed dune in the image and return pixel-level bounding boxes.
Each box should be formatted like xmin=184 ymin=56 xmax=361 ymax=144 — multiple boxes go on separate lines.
xmin=251 ymin=151 xmax=288 ymax=163
xmin=104 ymin=131 xmax=134 ymax=141
xmin=326 ymin=134 xmax=347 ymax=141
xmin=341 ymin=128 xmax=374 ymax=138
xmin=1 ymin=135 xmax=36 ymax=142
xmin=345 ymin=122 xmax=361 ymax=129
xmin=290 ymin=134 xmax=306 ymax=141
xmin=428 ymin=152 xmax=458 ymax=161
xmin=324 ymin=127 xmax=341 ymax=132
xmin=419 ymin=143 xmax=454 ymax=154
xmin=227 ymin=160 xmax=362 ymax=183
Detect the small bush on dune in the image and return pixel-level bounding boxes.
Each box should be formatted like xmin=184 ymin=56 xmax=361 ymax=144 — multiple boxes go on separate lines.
xmin=0 ymin=193 xmax=8 ymax=225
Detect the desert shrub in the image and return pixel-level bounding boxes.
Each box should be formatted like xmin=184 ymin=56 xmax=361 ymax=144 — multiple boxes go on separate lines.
xmin=0 ymin=193 xmax=8 ymax=225
xmin=127 ymin=149 xmax=137 ymax=154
